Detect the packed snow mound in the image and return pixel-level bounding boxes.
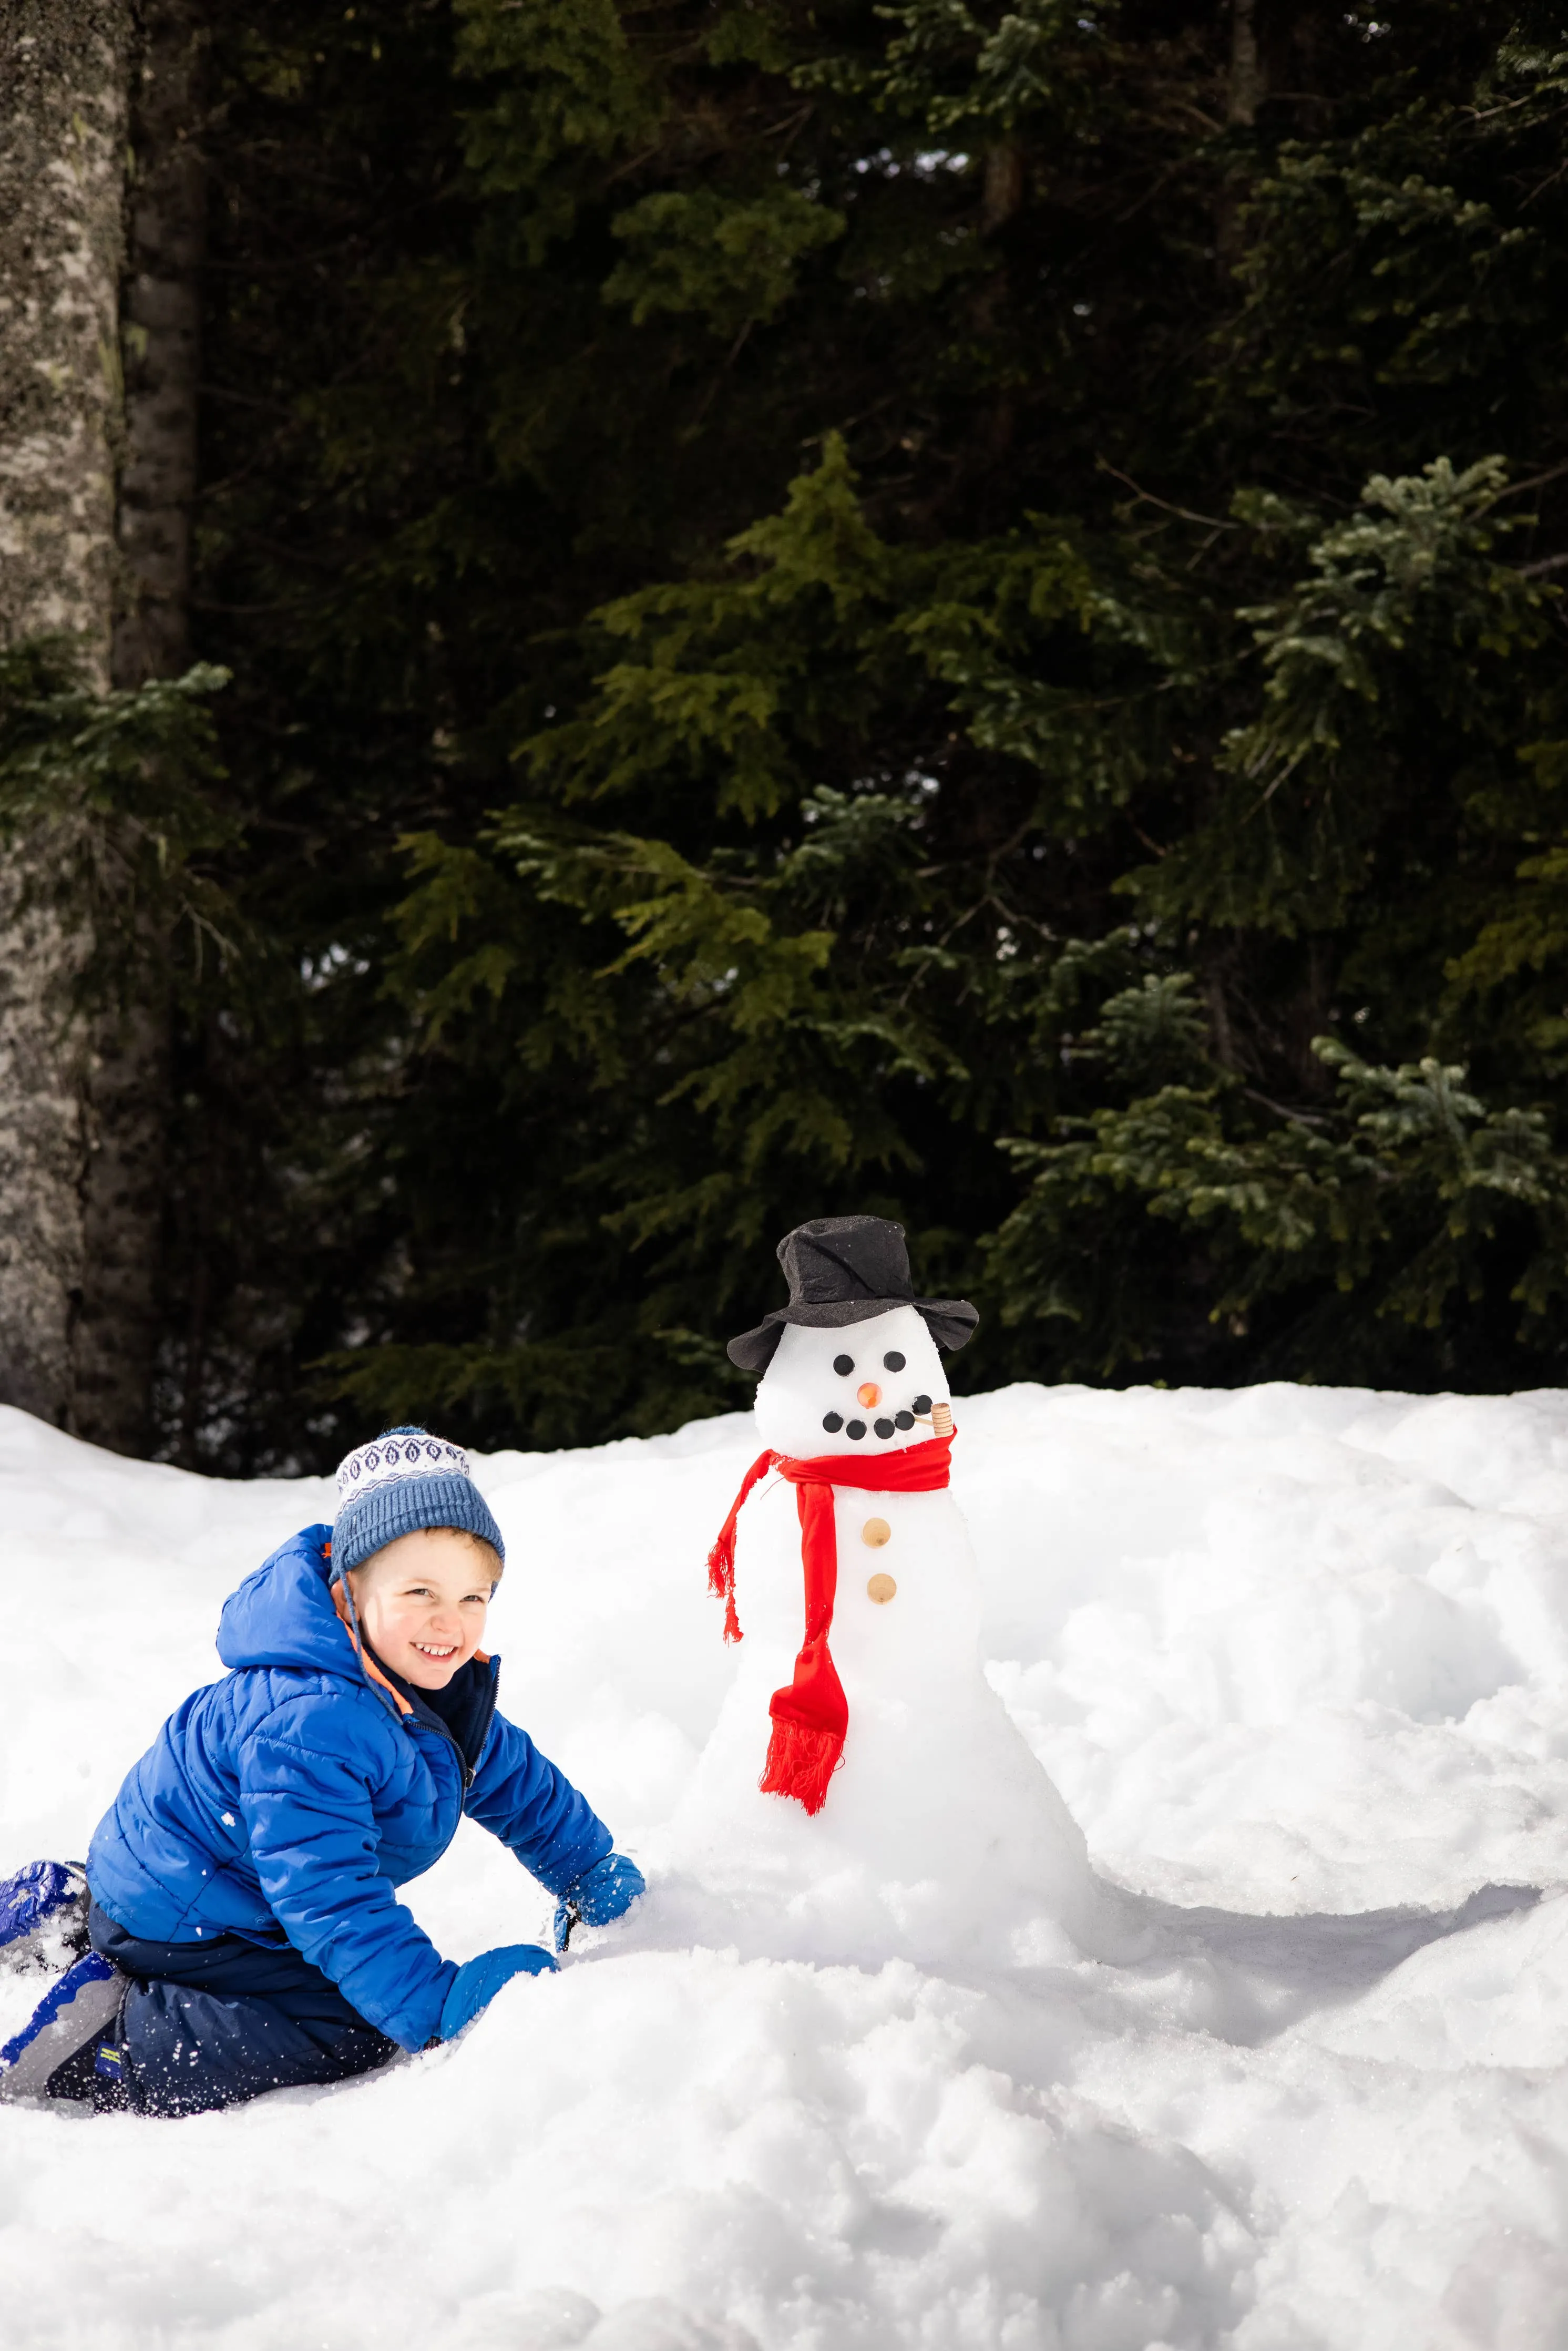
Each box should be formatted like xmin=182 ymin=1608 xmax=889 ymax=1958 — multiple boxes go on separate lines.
xmin=3 ymin=1382 xmax=1567 ymax=2349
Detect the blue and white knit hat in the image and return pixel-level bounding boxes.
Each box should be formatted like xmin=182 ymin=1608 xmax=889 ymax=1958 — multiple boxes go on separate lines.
xmin=331 ymin=1426 xmax=505 ymax=1579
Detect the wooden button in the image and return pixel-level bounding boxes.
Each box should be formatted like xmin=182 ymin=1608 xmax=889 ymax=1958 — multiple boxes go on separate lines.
xmin=860 ymin=1516 xmax=891 ymax=1548
xmin=867 ymin=1572 xmax=897 ymax=1604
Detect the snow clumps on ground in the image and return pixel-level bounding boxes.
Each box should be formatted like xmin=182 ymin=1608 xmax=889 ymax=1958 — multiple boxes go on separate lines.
xmin=3 ymin=1382 xmax=1568 ymax=2349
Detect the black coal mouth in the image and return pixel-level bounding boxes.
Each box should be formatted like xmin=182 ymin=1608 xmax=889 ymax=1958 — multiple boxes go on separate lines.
xmin=820 ymin=1392 xmax=934 ymax=1442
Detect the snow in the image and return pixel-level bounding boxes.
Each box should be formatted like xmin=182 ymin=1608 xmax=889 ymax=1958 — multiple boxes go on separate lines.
xmin=3 ymin=1381 xmax=1568 ymax=2348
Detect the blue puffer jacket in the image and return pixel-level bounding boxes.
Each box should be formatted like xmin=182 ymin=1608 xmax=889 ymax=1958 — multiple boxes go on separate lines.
xmin=88 ymin=1526 xmax=612 ymax=2051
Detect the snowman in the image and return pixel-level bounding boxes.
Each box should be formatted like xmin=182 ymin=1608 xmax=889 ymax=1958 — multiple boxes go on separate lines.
xmin=662 ymin=1215 xmax=1103 ymax=1970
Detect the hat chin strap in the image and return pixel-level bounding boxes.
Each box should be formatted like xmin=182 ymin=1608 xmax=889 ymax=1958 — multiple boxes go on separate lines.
xmin=705 ymin=1432 xmax=955 ymax=1814
xmin=330 ymin=1573 xmax=413 ymax=1721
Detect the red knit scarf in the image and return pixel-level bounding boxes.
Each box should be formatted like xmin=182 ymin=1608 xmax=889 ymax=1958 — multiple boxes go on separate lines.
xmin=706 ymin=1432 xmax=954 ymax=1814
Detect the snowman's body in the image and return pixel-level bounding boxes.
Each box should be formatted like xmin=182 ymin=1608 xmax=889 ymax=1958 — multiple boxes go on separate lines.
xmin=664 ymin=1305 xmax=1100 ymax=1968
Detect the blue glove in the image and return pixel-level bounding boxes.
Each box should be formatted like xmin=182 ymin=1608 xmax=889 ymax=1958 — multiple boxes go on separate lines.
xmin=438 ymin=1943 xmax=556 ymax=2042
xmin=553 ymin=1852 xmax=646 ymax=1954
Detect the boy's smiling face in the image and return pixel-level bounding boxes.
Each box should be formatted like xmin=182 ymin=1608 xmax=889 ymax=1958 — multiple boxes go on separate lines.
xmin=345 ymin=1527 xmax=498 ymax=1689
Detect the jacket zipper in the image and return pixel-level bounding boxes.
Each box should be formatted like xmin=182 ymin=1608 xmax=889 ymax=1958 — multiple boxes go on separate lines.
xmin=401 ymin=1657 xmax=499 ymax=1798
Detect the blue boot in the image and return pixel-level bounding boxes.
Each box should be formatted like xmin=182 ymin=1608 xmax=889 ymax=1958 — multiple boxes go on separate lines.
xmin=0 ymin=1952 xmax=125 ymax=2102
xmin=0 ymin=1861 xmax=90 ymax=1974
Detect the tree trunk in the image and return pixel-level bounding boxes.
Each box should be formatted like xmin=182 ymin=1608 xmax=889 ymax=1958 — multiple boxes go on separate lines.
xmin=114 ymin=0 xmax=205 ymax=688
xmin=72 ymin=990 xmax=173 ymax=1449
xmin=0 ymin=0 xmax=205 ymax=1452
xmin=0 ymin=0 xmax=132 ymax=1427
xmin=1228 ymin=0 xmax=1263 ymax=127
xmin=977 ymin=140 xmax=1025 ymax=472
xmin=73 ymin=0 xmax=209 ymax=1452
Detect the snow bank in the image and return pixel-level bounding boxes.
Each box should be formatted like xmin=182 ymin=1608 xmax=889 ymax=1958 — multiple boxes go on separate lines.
xmin=3 ymin=1382 xmax=1567 ymax=2348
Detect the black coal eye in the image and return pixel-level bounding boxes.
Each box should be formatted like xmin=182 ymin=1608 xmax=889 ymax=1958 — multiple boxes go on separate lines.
xmin=913 ymin=1393 xmax=931 ymax=1414
xmin=874 ymin=1417 xmax=894 ymax=1438
xmin=884 ymin=1351 xmax=905 ymax=1372
xmin=822 ymin=1412 xmax=844 ymax=1433
xmin=834 ymin=1354 xmax=855 ymax=1376
xmin=845 ymin=1418 xmax=866 ymax=1440
xmin=894 ymin=1410 xmax=914 ymax=1430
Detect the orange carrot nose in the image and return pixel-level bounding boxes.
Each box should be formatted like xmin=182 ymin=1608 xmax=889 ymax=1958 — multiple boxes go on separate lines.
xmin=857 ymin=1382 xmax=882 ymax=1408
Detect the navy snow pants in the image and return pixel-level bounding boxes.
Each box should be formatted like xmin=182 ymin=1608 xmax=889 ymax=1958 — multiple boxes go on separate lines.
xmin=87 ymin=1901 xmax=398 ymax=2116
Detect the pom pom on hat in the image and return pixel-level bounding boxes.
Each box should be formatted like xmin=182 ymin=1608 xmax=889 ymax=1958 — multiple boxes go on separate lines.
xmin=331 ymin=1425 xmax=505 ymax=1579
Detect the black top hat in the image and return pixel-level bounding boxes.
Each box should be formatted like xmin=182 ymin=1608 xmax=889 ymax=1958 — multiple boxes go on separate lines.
xmin=726 ymin=1214 xmax=979 ymax=1372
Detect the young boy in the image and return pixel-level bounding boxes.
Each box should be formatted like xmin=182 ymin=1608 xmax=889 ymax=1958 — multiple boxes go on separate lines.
xmin=0 ymin=1428 xmax=643 ymax=2114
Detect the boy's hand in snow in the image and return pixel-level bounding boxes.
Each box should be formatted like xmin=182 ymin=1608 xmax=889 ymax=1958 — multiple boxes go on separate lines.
xmin=553 ymin=1853 xmax=645 ymax=1954
xmin=438 ymin=1942 xmax=556 ymax=2040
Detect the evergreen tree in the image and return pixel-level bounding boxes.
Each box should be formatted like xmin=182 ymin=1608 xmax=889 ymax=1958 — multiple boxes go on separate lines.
xmin=146 ymin=0 xmax=1568 ymax=1464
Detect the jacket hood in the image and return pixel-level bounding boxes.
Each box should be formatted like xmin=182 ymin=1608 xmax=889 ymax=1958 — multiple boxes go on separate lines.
xmin=218 ymin=1526 xmax=362 ymax=1679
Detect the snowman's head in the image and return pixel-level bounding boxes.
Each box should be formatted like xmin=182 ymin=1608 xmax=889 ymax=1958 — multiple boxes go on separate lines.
xmin=753 ymin=1304 xmax=949 ymax=1459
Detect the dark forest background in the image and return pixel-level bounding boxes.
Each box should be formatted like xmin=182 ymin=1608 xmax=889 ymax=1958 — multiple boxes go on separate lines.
xmin=22 ymin=0 xmax=1568 ymax=1472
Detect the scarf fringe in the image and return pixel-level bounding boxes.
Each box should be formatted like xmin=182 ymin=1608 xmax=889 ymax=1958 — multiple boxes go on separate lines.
xmin=706 ymin=1447 xmax=776 ymax=1643
xmin=706 ymin=1536 xmax=742 ymax=1644
xmin=759 ymin=1715 xmax=843 ymax=1815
